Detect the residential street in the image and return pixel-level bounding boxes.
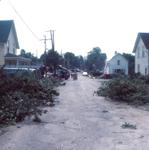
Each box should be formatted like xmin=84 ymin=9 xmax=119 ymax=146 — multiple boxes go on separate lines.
xmin=1 ymin=74 xmax=149 ymax=150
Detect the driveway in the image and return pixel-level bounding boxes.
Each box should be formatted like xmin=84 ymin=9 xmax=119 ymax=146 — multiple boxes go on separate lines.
xmin=0 ymin=74 xmax=149 ymax=150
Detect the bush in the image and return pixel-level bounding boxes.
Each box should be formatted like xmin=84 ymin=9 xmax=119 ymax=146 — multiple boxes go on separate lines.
xmin=90 ymin=70 xmax=102 ymax=77
xmin=97 ymin=76 xmax=149 ymax=104
xmin=130 ymin=73 xmax=149 ymax=85
xmin=0 ymin=70 xmax=59 ymax=124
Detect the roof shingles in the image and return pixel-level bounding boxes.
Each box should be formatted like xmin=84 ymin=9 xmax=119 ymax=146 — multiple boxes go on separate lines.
xmin=0 ymin=20 xmax=13 ymax=43
xmin=139 ymin=33 xmax=149 ymax=50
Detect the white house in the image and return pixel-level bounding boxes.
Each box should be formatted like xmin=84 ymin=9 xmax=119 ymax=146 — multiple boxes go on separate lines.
xmin=0 ymin=20 xmax=19 ymax=66
xmin=104 ymin=52 xmax=128 ymax=75
xmin=133 ymin=33 xmax=149 ymax=75
xmin=0 ymin=20 xmax=31 ymax=67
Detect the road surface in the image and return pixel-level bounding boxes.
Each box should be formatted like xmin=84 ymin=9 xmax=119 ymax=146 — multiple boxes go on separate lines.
xmin=1 ymin=74 xmax=149 ymax=150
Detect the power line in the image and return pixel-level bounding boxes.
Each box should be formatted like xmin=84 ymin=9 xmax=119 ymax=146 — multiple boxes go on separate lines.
xmin=7 ymin=0 xmax=40 ymax=41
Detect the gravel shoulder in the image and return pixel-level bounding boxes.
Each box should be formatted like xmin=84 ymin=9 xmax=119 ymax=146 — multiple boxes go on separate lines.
xmin=1 ymin=74 xmax=149 ymax=150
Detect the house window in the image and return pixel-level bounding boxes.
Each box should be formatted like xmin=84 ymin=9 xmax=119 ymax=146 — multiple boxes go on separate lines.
xmin=145 ymin=68 xmax=147 ymax=75
xmin=142 ymin=50 xmax=145 ymax=58
xmin=137 ymin=51 xmax=140 ymax=58
xmin=13 ymin=43 xmax=16 ymax=54
xmin=137 ymin=64 xmax=140 ymax=73
xmin=114 ymin=69 xmax=124 ymax=74
xmin=117 ymin=60 xmax=120 ymax=65
xmin=7 ymin=41 xmax=9 ymax=54
xmin=13 ymin=48 xmax=15 ymax=54
xmin=7 ymin=47 xmax=9 ymax=54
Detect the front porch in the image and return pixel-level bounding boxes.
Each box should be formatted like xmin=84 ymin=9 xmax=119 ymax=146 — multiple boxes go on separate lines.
xmin=5 ymin=53 xmax=31 ymax=68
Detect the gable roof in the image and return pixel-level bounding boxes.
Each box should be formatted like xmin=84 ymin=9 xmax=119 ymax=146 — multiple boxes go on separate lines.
xmin=133 ymin=32 xmax=149 ymax=52
xmin=0 ymin=20 xmax=12 ymax=42
xmin=0 ymin=20 xmax=19 ymax=48
xmin=108 ymin=53 xmax=128 ymax=63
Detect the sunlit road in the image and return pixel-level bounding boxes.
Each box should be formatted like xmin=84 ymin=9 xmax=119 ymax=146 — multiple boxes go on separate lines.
xmin=1 ymin=74 xmax=149 ymax=150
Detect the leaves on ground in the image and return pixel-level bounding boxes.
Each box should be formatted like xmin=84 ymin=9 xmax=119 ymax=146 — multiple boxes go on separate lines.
xmin=121 ymin=122 xmax=137 ymax=129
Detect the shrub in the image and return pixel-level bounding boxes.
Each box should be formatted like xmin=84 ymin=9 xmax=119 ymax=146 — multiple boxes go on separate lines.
xmin=0 ymin=70 xmax=59 ymax=124
xmin=121 ymin=122 xmax=137 ymax=129
xmin=90 ymin=70 xmax=102 ymax=77
xmin=97 ymin=76 xmax=149 ymax=104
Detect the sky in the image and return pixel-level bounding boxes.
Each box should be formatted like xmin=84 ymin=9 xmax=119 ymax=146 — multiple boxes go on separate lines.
xmin=0 ymin=0 xmax=149 ymax=60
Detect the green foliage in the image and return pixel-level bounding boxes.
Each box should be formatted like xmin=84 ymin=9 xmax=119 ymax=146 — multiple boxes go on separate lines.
xmin=97 ymin=76 xmax=149 ymax=104
xmin=121 ymin=122 xmax=137 ymax=129
xmin=20 ymin=49 xmax=40 ymax=65
xmin=40 ymin=49 xmax=63 ymax=67
xmin=131 ymin=74 xmax=149 ymax=85
xmin=45 ymin=50 xmax=63 ymax=67
xmin=40 ymin=50 xmax=85 ymax=70
xmin=122 ymin=53 xmax=135 ymax=75
xmin=64 ymin=52 xmax=84 ymax=69
xmin=0 ymin=71 xmax=59 ymax=124
xmin=86 ymin=47 xmax=107 ymax=72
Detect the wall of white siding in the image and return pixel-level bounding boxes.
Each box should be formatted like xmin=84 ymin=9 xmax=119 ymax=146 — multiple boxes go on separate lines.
xmin=108 ymin=54 xmax=128 ymax=75
xmin=135 ymin=38 xmax=149 ymax=75
xmin=104 ymin=62 xmax=110 ymax=74
xmin=0 ymin=26 xmax=18 ymax=67
xmin=6 ymin=27 xmax=17 ymax=55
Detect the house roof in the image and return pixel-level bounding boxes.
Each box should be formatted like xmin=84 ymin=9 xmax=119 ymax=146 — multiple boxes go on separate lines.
xmin=139 ymin=33 xmax=149 ymax=49
xmin=108 ymin=53 xmax=128 ymax=63
xmin=133 ymin=32 xmax=149 ymax=52
xmin=0 ymin=20 xmax=12 ymax=42
xmin=0 ymin=20 xmax=19 ymax=48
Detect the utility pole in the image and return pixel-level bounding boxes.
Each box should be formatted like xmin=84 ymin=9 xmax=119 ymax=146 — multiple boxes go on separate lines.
xmin=41 ymin=35 xmax=50 ymax=54
xmin=41 ymin=35 xmax=50 ymax=65
xmin=46 ymin=30 xmax=55 ymax=51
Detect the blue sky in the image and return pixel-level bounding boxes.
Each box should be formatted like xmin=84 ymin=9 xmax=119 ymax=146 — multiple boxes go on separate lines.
xmin=0 ymin=0 xmax=149 ymax=59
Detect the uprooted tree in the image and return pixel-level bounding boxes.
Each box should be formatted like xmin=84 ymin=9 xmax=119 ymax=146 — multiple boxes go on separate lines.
xmin=0 ymin=70 xmax=59 ymax=124
xmin=96 ymin=75 xmax=149 ymax=105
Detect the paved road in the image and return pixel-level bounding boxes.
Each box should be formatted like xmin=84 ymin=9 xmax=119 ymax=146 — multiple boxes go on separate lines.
xmin=1 ymin=75 xmax=149 ymax=150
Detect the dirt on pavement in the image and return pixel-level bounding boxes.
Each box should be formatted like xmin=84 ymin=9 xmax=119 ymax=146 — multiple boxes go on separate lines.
xmin=1 ymin=74 xmax=149 ymax=150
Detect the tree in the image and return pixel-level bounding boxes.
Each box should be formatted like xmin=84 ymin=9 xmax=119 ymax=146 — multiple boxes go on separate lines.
xmin=86 ymin=47 xmax=107 ymax=72
xmin=42 ymin=49 xmax=63 ymax=72
xmin=77 ymin=55 xmax=85 ymax=70
xmin=64 ymin=52 xmax=76 ymax=69
xmin=20 ymin=49 xmax=39 ymax=65
xmin=64 ymin=52 xmax=84 ymax=69
xmin=20 ymin=49 xmax=25 ymax=56
xmin=20 ymin=49 xmax=33 ymax=58
xmin=122 ymin=53 xmax=135 ymax=75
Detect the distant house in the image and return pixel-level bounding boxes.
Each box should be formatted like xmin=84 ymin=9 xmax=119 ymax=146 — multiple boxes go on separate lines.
xmin=133 ymin=33 xmax=149 ymax=75
xmin=104 ymin=52 xmax=128 ymax=75
xmin=0 ymin=20 xmax=31 ymax=67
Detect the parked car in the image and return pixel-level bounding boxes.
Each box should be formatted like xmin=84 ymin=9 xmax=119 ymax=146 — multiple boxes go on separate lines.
xmin=82 ymin=71 xmax=88 ymax=76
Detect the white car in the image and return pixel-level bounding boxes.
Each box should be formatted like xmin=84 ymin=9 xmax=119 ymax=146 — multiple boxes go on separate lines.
xmin=82 ymin=72 xmax=88 ymax=76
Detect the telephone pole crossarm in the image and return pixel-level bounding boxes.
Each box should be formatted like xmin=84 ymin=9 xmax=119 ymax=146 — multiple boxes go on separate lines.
xmin=46 ymin=30 xmax=55 ymax=51
xmin=40 ymin=35 xmax=51 ymax=53
xmin=40 ymin=35 xmax=50 ymax=65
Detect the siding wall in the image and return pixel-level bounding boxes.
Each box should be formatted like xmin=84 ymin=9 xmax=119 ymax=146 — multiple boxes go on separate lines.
xmin=108 ymin=54 xmax=128 ymax=75
xmin=4 ymin=27 xmax=17 ymax=55
xmin=135 ymin=38 xmax=149 ymax=75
